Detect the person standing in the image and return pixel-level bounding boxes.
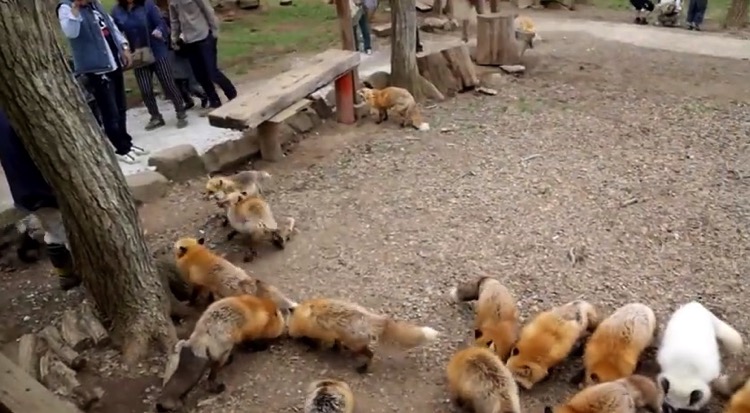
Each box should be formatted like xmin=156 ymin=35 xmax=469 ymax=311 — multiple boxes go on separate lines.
xmin=0 ymin=111 xmax=81 ymax=291
xmin=353 ymin=0 xmax=373 ymax=54
xmin=57 ymin=0 xmax=148 ymax=164
xmin=112 ymin=0 xmax=189 ymax=130
xmin=169 ymin=0 xmax=237 ymax=116
xmin=685 ymin=0 xmax=707 ymax=30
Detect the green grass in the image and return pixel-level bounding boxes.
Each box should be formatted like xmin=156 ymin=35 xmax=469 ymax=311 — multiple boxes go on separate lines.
xmin=588 ymin=0 xmax=731 ymax=21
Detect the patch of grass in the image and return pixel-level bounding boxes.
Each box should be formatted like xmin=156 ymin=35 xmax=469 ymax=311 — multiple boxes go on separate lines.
xmin=588 ymin=0 xmax=731 ymax=21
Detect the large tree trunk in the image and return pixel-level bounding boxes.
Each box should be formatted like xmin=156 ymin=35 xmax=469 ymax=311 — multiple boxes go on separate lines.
xmin=725 ymin=0 xmax=749 ymax=28
xmin=391 ymin=0 xmax=423 ymax=99
xmin=0 ymin=1 xmax=176 ymax=364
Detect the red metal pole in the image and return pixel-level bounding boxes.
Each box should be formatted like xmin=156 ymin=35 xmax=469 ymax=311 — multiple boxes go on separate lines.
xmin=335 ymin=72 xmax=356 ymax=124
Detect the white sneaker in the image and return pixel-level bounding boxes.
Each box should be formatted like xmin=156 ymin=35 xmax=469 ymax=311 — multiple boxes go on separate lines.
xmin=117 ymin=153 xmax=137 ymax=164
xmin=131 ymin=145 xmax=149 ymax=156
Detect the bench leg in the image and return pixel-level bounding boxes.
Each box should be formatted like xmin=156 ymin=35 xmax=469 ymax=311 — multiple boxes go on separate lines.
xmin=257 ymin=122 xmax=284 ymax=162
xmin=335 ymin=71 xmax=356 ymax=125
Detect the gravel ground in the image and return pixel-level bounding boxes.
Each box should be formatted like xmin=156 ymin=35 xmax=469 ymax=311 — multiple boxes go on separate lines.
xmin=2 ymin=32 xmax=750 ymax=413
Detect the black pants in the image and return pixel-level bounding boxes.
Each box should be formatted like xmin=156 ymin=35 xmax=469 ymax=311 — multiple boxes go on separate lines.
xmin=687 ymin=0 xmax=707 ymax=24
xmin=175 ymin=78 xmax=207 ymax=103
xmin=86 ymin=69 xmax=132 ymax=155
xmin=630 ymin=0 xmax=655 ymax=11
xmin=133 ymin=56 xmax=185 ymax=119
xmin=184 ymin=34 xmax=237 ymax=108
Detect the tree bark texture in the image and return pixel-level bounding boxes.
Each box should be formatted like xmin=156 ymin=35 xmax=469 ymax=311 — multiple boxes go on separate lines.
xmin=390 ymin=0 xmax=423 ymax=99
xmin=0 ymin=1 xmax=175 ymax=364
xmin=725 ymin=0 xmax=749 ymax=28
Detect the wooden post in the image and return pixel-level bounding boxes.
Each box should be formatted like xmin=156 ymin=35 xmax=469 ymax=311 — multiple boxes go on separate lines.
xmin=0 ymin=353 xmax=82 ymax=413
xmin=335 ymin=72 xmax=356 ymax=124
xmin=257 ymin=122 xmax=285 ymax=161
xmin=489 ymin=0 xmax=500 ymax=11
xmin=433 ymin=0 xmax=444 ymax=15
xmin=334 ymin=0 xmax=358 ymax=119
xmin=475 ymin=12 xmax=521 ymax=66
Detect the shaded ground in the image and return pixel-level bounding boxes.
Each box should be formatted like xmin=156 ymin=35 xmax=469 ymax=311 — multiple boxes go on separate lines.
xmin=2 ymin=30 xmax=750 ymax=413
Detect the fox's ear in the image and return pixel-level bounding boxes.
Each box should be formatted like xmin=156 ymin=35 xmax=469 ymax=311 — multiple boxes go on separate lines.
xmin=197 ymin=237 xmax=205 ymax=245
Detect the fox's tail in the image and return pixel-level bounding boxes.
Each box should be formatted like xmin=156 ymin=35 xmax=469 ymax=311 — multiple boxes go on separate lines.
xmin=254 ymin=279 xmax=298 ymax=310
xmin=380 ymin=319 xmax=439 ymax=348
xmin=710 ymin=311 xmax=743 ymax=354
xmin=408 ymin=106 xmax=430 ymax=131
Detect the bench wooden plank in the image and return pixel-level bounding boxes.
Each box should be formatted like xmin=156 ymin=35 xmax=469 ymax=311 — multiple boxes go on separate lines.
xmin=0 ymin=353 xmax=81 ymax=413
xmin=268 ymin=99 xmax=313 ymax=124
xmin=208 ymin=49 xmax=360 ymax=130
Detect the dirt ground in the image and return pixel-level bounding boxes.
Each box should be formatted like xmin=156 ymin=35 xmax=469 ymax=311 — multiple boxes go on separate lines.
xmin=2 ymin=28 xmax=750 ymax=413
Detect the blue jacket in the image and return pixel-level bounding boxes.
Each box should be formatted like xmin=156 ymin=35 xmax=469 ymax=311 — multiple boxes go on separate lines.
xmin=57 ymin=0 xmax=128 ymax=75
xmin=111 ymin=0 xmax=170 ymax=60
xmin=0 ymin=111 xmax=58 ymax=212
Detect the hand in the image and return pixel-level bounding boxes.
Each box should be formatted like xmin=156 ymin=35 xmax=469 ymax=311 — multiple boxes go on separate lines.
xmin=152 ymin=29 xmax=163 ymax=39
xmin=120 ymin=49 xmax=132 ymax=67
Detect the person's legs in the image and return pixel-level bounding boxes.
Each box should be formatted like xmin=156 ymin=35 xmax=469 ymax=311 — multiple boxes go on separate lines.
xmin=202 ymin=36 xmax=238 ymax=101
xmin=87 ymin=74 xmax=133 ymax=159
xmin=109 ymin=69 xmax=147 ymax=157
xmin=134 ymin=64 xmax=165 ymax=130
xmin=175 ymin=78 xmax=195 ymax=109
xmin=153 ymin=56 xmax=188 ymax=128
xmin=34 ymin=208 xmax=80 ymax=290
xmin=692 ymin=0 xmax=707 ymax=28
xmin=185 ymin=39 xmax=222 ymax=110
xmin=358 ymin=13 xmax=372 ymax=53
xmin=686 ymin=0 xmax=697 ymax=27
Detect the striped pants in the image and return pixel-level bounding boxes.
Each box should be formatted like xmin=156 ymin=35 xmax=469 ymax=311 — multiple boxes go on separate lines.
xmin=133 ymin=56 xmax=185 ymax=119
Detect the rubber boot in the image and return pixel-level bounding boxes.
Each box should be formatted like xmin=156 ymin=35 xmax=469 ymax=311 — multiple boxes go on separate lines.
xmin=47 ymin=243 xmax=82 ymax=291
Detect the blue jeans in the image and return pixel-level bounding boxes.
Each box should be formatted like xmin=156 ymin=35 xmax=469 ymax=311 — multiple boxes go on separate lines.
xmin=86 ymin=69 xmax=132 ymax=155
xmin=354 ymin=13 xmax=372 ymax=51
xmin=687 ymin=0 xmax=707 ymax=24
xmin=184 ymin=34 xmax=237 ymax=108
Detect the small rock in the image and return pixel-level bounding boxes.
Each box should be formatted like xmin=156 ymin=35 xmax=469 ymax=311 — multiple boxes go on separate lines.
xmin=499 ymin=65 xmax=526 ymax=74
xmin=476 ymin=87 xmax=498 ymax=96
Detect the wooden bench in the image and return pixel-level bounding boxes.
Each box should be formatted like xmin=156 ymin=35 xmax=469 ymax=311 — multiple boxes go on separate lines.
xmin=0 ymin=353 xmax=81 ymax=413
xmin=208 ymin=49 xmax=361 ymax=162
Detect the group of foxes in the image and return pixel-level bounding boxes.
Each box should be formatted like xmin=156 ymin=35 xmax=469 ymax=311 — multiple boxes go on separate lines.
xmin=154 ymin=169 xmax=750 ymax=413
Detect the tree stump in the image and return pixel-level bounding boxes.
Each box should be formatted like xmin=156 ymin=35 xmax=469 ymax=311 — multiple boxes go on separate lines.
xmin=475 ymin=12 xmax=521 ymax=66
xmin=416 ymin=43 xmax=478 ymax=95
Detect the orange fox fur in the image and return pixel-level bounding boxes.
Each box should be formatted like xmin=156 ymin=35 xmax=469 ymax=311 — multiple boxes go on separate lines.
xmin=287 ymin=298 xmax=439 ymax=373
xmin=714 ymin=370 xmax=750 ymax=413
xmin=582 ymin=303 xmax=657 ymax=386
xmin=358 ymin=87 xmax=430 ymax=131
xmin=545 ymin=375 xmax=662 ymax=413
xmin=506 ymin=300 xmax=600 ymax=390
xmin=172 ymin=237 xmax=297 ymax=309
xmin=446 ymin=345 xmax=522 ymax=413
xmin=450 ymin=276 xmax=520 ymax=361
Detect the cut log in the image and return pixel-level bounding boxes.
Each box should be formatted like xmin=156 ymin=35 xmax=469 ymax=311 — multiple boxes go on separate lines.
xmin=17 ymin=333 xmax=40 ymax=381
xmin=39 ymin=352 xmax=102 ymax=411
xmin=475 ymin=12 xmax=521 ymax=66
xmin=441 ymin=43 xmax=479 ymax=90
xmin=0 ymin=353 xmax=82 ymax=413
xmin=38 ymin=326 xmax=85 ymax=371
xmin=77 ymin=303 xmax=109 ymax=348
xmin=417 ymin=51 xmax=460 ymax=97
xmin=208 ymin=49 xmax=360 ymax=130
xmin=60 ymin=310 xmax=93 ymax=352
xmin=371 ymin=23 xmax=393 ymax=38
xmin=257 ymin=122 xmax=284 ymax=162
xmin=416 ymin=0 xmax=434 ymax=11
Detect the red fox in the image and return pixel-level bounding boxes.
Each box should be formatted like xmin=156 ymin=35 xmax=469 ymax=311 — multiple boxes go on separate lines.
xmin=287 ymin=298 xmax=439 ymax=373
xmin=446 ymin=345 xmax=522 ymax=413
xmin=544 ymin=375 xmax=662 ymax=413
xmin=357 ymin=86 xmax=430 ymax=131
xmin=506 ymin=300 xmax=600 ymax=390
xmin=205 ymin=170 xmax=272 ymax=201
xmin=156 ymin=294 xmax=286 ymax=412
xmin=714 ymin=369 xmax=750 ymax=413
xmin=217 ymin=190 xmax=296 ymax=255
xmin=450 ymin=276 xmax=520 ymax=361
xmin=304 ymin=379 xmax=355 ymax=413
xmin=173 ymin=236 xmax=297 ymax=309
xmin=578 ymin=303 xmax=657 ymax=386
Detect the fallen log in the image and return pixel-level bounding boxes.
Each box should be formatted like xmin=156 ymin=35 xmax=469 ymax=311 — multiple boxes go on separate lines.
xmin=39 ymin=352 xmax=102 ymax=411
xmin=38 ymin=326 xmax=85 ymax=371
xmin=17 ymin=333 xmax=40 ymax=381
xmin=60 ymin=310 xmax=93 ymax=352
xmin=0 ymin=352 xmax=81 ymax=413
xmin=78 ymin=303 xmax=110 ymax=348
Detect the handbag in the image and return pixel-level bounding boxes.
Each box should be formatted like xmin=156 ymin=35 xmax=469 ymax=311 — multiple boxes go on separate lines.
xmin=126 ymin=11 xmax=157 ymax=70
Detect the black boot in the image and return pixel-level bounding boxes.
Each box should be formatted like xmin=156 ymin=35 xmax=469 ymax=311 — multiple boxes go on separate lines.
xmin=47 ymin=243 xmax=81 ymax=291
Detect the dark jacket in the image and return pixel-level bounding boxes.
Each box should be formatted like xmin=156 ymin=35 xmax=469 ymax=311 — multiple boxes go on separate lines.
xmin=111 ymin=0 xmax=171 ymax=60
xmin=0 ymin=111 xmax=58 ymax=212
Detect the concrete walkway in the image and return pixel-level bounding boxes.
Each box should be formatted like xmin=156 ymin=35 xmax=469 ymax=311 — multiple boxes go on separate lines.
xmin=1 ymin=16 xmax=747 ymax=224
